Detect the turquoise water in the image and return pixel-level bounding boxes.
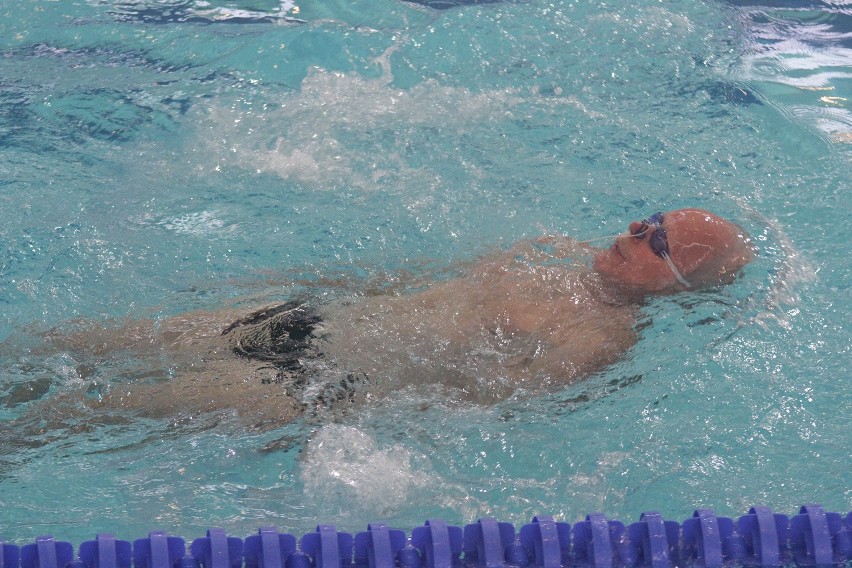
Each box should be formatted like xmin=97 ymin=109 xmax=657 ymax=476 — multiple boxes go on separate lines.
xmin=0 ymin=0 xmax=849 ymax=544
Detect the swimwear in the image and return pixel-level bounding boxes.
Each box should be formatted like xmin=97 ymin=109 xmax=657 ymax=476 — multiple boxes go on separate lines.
xmin=222 ymin=301 xmax=323 ymax=375
xmin=221 ymin=301 xmax=365 ymax=414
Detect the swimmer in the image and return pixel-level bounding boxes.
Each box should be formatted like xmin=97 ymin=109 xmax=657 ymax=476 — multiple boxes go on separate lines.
xmin=16 ymin=208 xmax=753 ymax=431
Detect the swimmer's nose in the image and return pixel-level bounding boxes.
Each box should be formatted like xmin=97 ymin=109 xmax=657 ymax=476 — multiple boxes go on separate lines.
xmin=629 ymin=221 xmax=646 ymax=237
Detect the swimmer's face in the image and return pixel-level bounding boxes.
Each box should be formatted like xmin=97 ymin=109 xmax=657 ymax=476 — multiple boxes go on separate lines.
xmin=593 ymin=208 xmax=754 ymax=293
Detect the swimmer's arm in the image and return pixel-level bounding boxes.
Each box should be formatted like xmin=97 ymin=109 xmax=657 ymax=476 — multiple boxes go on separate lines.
xmin=459 ymin=236 xmax=594 ymax=280
xmin=515 ymin=305 xmax=639 ymax=384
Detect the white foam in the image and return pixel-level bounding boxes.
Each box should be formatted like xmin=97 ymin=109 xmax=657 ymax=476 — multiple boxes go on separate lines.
xmin=190 ymin=0 xmax=303 ymax=23
xmin=735 ymin=199 xmax=817 ymax=330
xmin=195 ymin=59 xmax=612 ymax=192
xmin=300 ymin=424 xmax=430 ymax=513
xmin=91 ymin=0 xmax=303 ymax=23
xmin=194 ymin=36 xmax=531 ymax=191
xmin=157 ymin=210 xmax=235 ymax=236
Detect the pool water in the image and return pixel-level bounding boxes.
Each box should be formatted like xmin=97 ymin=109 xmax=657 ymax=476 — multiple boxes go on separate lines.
xmin=0 ymin=0 xmax=849 ymax=544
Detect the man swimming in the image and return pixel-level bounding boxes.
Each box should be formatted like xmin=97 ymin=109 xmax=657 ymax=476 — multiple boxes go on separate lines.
xmin=29 ymin=208 xmax=754 ymax=429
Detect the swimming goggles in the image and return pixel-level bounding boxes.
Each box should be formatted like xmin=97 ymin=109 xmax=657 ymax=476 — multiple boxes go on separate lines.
xmin=631 ymin=212 xmax=691 ymax=287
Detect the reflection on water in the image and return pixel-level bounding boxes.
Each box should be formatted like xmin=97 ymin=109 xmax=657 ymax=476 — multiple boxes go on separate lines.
xmin=94 ymin=0 xmax=305 ymax=24
xmin=0 ymin=0 xmax=849 ymax=545
xmin=404 ymin=0 xmax=505 ymax=9
xmin=728 ymin=1 xmax=852 ymax=146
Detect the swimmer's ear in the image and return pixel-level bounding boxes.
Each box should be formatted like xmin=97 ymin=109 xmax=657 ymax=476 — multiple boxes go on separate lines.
xmin=715 ymin=266 xmax=739 ymax=286
xmin=704 ymin=249 xmax=755 ymax=286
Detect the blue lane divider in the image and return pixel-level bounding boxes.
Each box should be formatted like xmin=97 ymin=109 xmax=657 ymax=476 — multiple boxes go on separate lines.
xmin=410 ymin=520 xmax=463 ymax=568
xmin=622 ymin=512 xmax=679 ymax=568
xmin=132 ymin=533 xmax=184 ymax=568
xmin=244 ymin=527 xmax=295 ymax=568
xmin=3 ymin=540 xmax=21 ymax=568
xmin=2 ymin=506 xmax=851 ymax=568
xmin=354 ymin=523 xmax=405 ymax=568
xmin=396 ymin=544 xmax=422 ymax=568
xmin=189 ymin=529 xmax=242 ymax=568
xmin=79 ymin=534 xmax=132 ymax=568
xmin=300 ymin=526 xmax=352 ymax=568
xmin=20 ymin=537 xmax=74 ymax=568
xmin=682 ymin=509 xmax=735 ymax=567
xmin=519 ymin=516 xmax=570 ymax=568
xmin=789 ymin=504 xmax=846 ymax=567
xmin=463 ymin=518 xmax=516 ymax=568
xmin=571 ymin=514 xmax=624 ymax=568
xmin=842 ymin=513 xmax=852 ymax=560
xmin=736 ymin=507 xmax=788 ymax=567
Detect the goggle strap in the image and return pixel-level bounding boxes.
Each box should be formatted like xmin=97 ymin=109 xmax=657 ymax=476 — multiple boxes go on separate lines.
xmin=580 ymin=232 xmax=626 ymax=244
xmin=662 ymin=252 xmax=691 ymax=287
xmin=582 ymin=227 xmax=652 ymax=244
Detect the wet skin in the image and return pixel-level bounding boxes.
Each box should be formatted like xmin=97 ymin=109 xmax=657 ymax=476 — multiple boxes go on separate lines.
xmin=15 ymin=208 xmax=753 ymax=430
xmin=593 ymin=208 xmax=754 ymax=293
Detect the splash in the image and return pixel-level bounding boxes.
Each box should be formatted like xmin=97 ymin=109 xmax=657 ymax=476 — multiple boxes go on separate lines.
xmin=195 ymin=37 xmax=527 ymax=191
xmin=735 ymin=198 xmax=817 ymax=330
xmin=202 ymin=73 xmax=522 ymax=189
xmin=157 ymin=210 xmax=236 ymax=236
xmin=300 ymin=424 xmax=430 ymax=513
